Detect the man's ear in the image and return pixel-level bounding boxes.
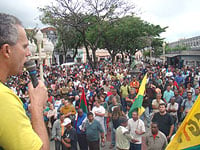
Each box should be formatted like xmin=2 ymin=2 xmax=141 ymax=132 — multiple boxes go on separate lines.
xmin=0 ymin=44 xmax=12 ymax=58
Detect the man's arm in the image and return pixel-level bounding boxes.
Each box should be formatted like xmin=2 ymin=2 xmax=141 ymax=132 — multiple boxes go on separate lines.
xmin=167 ymin=124 xmax=174 ymax=140
xmin=52 ymin=120 xmax=58 ymax=140
xmin=95 ymin=112 xmax=105 ymax=117
xmin=152 ymin=112 xmax=157 ymax=122
xmin=62 ymin=138 xmax=71 ymax=148
xmin=152 ymin=100 xmax=158 ymax=109
xmin=162 ymin=133 xmax=168 ymax=150
xmin=28 ymin=81 xmax=49 ymax=150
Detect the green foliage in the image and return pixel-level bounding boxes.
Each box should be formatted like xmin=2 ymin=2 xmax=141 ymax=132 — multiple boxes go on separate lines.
xmin=100 ymin=15 xmax=166 ymax=60
xmin=143 ymin=51 xmax=150 ymax=57
xmin=166 ymin=44 xmax=188 ymax=52
xmin=39 ymin=0 xmax=166 ymax=65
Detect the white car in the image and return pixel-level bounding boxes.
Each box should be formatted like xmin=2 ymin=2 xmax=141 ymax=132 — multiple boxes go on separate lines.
xmin=61 ymin=62 xmax=76 ymax=67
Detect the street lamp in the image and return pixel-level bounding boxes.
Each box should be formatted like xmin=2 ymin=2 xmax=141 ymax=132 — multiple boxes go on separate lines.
xmin=34 ymin=30 xmax=44 ymax=82
xmin=162 ymin=42 xmax=166 ymax=65
xmin=43 ymin=37 xmax=54 ymax=66
xmin=28 ymin=41 xmax=37 ymax=56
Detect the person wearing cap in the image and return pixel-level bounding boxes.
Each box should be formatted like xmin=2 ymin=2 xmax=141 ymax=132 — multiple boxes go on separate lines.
xmin=116 ymin=116 xmax=138 ymax=150
xmin=61 ymin=118 xmax=77 ymax=150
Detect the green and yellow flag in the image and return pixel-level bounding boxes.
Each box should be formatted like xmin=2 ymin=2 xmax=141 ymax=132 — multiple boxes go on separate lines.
xmin=166 ymin=95 xmax=200 ymax=150
xmin=128 ymin=73 xmax=147 ymax=118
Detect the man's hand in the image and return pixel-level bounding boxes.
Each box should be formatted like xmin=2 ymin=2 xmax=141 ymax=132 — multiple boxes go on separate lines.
xmin=28 ymin=80 xmax=48 ymax=112
xmin=131 ymin=139 xmax=139 ymax=143
xmin=28 ymin=80 xmax=49 ymax=150
xmin=167 ymin=135 xmax=171 ymax=140
xmin=101 ymin=137 xmax=105 ymax=143
xmin=135 ymin=130 xmax=141 ymax=135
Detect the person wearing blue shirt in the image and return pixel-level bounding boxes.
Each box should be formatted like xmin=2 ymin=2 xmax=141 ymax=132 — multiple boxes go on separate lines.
xmin=163 ymin=86 xmax=174 ymax=103
xmin=175 ymin=72 xmax=184 ymax=86
xmin=75 ymin=109 xmax=88 ymax=150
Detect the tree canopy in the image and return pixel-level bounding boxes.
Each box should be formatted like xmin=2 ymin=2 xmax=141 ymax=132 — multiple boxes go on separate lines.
xmin=39 ymin=0 xmax=167 ymax=68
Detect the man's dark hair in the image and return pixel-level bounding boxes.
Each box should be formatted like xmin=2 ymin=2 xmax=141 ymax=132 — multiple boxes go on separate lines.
xmin=87 ymin=112 xmax=93 ymax=117
xmin=151 ymin=122 xmax=159 ymax=127
xmin=132 ymin=110 xmax=138 ymax=115
xmin=159 ymin=103 xmax=166 ymax=108
xmin=0 ymin=13 xmax=22 ymax=47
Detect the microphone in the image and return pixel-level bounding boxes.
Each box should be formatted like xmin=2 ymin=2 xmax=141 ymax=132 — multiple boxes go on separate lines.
xmin=24 ymin=60 xmax=38 ymax=88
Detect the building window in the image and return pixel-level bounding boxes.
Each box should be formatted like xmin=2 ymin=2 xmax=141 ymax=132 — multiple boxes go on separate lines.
xmin=185 ymin=61 xmax=195 ymax=66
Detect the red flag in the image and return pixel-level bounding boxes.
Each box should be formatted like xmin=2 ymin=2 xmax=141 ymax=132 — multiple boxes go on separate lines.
xmin=79 ymin=88 xmax=88 ymax=113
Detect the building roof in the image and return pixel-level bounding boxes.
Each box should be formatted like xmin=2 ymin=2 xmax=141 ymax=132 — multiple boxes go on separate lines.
xmin=41 ymin=27 xmax=56 ymax=32
xmin=163 ymin=50 xmax=200 ymax=57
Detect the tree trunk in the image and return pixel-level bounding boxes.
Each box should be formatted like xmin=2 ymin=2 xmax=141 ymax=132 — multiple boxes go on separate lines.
xmin=92 ymin=49 xmax=97 ymax=69
xmin=129 ymin=55 xmax=132 ymax=66
xmin=61 ymin=38 xmax=67 ymax=63
xmin=73 ymin=48 xmax=78 ymax=59
xmin=111 ymin=54 xmax=115 ymax=64
xmin=84 ymin=43 xmax=94 ymax=69
xmin=121 ymin=51 xmax=124 ymax=63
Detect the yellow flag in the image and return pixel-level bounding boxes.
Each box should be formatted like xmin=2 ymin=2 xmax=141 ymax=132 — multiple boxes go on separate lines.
xmin=128 ymin=74 xmax=147 ymax=118
xmin=138 ymin=106 xmax=145 ymax=117
xmin=166 ymin=95 xmax=200 ymax=150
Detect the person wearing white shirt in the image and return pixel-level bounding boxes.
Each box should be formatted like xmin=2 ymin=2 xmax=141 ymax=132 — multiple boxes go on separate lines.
xmin=128 ymin=111 xmax=145 ymax=150
xmin=92 ymin=99 xmax=106 ymax=133
xmin=167 ymin=97 xmax=179 ymax=129
xmin=167 ymin=97 xmax=178 ymax=118
xmin=116 ymin=116 xmax=137 ymax=150
xmin=73 ymin=78 xmax=80 ymax=90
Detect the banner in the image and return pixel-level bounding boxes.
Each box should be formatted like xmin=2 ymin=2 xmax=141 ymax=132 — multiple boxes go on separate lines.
xmin=128 ymin=73 xmax=147 ymax=118
xmin=166 ymin=95 xmax=200 ymax=150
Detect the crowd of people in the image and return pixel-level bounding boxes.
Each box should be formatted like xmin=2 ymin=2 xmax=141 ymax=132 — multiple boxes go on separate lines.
xmin=6 ymin=58 xmax=200 ymax=150
xmin=1 ymin=12 xmax=199 ymax=150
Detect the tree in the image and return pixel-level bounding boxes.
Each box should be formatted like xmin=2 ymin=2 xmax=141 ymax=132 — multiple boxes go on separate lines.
xmin=39 ymin=0 xmax=136 ymax=69
xmin=100 ymin=16 xmax=166 ymax=64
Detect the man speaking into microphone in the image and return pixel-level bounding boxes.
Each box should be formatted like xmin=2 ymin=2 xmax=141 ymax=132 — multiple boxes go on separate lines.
xmin=0 ymin=13 xmax=49 ymax=150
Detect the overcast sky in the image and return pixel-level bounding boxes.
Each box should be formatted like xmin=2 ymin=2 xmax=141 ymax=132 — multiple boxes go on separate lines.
xmin=1 ymin=0 xmax=200 ymax=42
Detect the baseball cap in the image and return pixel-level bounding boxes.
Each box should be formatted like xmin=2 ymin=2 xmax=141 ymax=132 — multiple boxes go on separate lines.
xmin=62 ymin=118 xmax=71 ymax=126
